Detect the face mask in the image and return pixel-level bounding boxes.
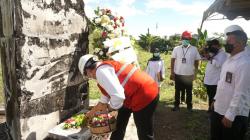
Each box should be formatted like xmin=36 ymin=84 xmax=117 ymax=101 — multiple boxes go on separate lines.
xmin=224 ymin=43 xmax=235 ymax=53
xmin=209 ymin=47 xmax=219 ymax=54
xmin=153 ymin=52 xmax=160 ymax=57
xmin=182 ymin=40 xmax=190 ymax=46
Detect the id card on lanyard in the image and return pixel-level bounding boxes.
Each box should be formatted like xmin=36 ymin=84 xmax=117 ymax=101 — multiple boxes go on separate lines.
xmin=182 ymin=46 xmax=190 ymax=64
xmin=225 ymin=72 xmax=233 ymax=84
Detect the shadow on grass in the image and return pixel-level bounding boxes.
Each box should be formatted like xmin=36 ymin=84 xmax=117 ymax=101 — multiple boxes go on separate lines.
xmin=154 ymin=101 xmax=210 ymax=140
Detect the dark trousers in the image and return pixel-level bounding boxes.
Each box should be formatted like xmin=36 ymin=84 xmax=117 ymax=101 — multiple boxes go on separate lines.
xmin=181 ymin=89 xmax=185 ymax=102
xmin=210 ymin=111 xmax=248 ymax=140
xmin=205 ymin=85 xmax=217 ymax=111
xmin=174 ymin=74 xmax=193 ymax=109
xmin=110 ymin=95 xmax=159 ymax=140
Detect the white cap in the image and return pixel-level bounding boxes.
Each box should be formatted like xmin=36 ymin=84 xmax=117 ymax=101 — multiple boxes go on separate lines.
xmin=224 ymin=25 xmax=244 ymax=35
xmin=78 ymin=54 xmax=95 ymax=75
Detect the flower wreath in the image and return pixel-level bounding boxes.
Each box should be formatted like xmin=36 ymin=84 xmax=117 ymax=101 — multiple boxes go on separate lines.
xmin=90 ymin=7 xmax=129 ymax=59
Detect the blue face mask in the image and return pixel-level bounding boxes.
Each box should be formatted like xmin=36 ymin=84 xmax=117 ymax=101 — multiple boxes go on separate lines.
xmin=182 ymin=40 xmax=190 ymax=46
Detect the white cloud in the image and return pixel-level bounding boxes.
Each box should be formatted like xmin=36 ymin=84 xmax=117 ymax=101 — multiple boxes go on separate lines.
xmin=145 ymin=0 xmax=212 ymax=16
xmin=153 ymin=13 xmax=250 ymax=39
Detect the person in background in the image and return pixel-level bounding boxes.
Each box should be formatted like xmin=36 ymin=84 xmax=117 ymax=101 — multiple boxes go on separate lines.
xmin=210 ymin=25 xmax=250 ymax=140
xmin=146 ymin=48 xmax=165 ymax=91
xmin=203 ymin=39 xmax=227 ymax=113
xmin=78 ymin=54 xmax=159 ymax=140
xmin=170 ymin=31 xmax=201 ymax=111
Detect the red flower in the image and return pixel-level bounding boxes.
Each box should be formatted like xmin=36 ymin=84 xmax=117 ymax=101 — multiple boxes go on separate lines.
xmin=102 ymin=31 xmax=107 ymax=38
xmin=113 ymin=17 xmax=118 ymax=22
xmin=65 ymin=118 xmax=74 ymax=123
xmin=122 ymin=23 xmax=125 ymax=27
xmin=113 ymin=25 xmax=117 ymax=29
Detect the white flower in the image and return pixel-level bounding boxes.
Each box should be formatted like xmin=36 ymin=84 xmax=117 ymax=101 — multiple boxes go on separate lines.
xmin=101 ymin=22 xmax=108 ymax=27
xmin=116 ymin=20 xmax=121 ymax=27
xmin=94 ymin=18 xmax=101 ymax=24
xmin=106 ymin=25 xmax=114 ymax=31
xmin=99 ymin=51 xmax=104 ymax=55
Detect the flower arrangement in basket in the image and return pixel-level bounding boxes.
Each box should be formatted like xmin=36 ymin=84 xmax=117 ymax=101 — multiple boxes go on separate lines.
xmin=89 ymin=7 xmax=139 ymax=66
xmin=88 ymin=112 xmax=117 ymax=134
xmin=62 ymin=113 xmax=87 ymax=129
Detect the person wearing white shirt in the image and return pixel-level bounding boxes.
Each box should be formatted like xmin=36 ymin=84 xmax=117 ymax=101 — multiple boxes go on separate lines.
xmin=146 ymin=48 xmax=165 ymax=88
xmin=210 ymin=25 xmax=250 ymax=140
xmin=170 ymin=31 xmax=201 ymax=111
xmin=78 ymin=54 xmax=159 ymax=140
xmin=203 ymin=39 xmax=227 ymax=112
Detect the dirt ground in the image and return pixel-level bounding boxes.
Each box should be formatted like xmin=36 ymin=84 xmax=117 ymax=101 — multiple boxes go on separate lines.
xmin=0 ymin=101 xmax=249 ymax=140
xmin=154 ymin=101 xmax=210 ymax=140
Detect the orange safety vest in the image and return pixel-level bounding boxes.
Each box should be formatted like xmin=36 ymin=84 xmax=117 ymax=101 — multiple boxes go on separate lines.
xmin=97 ymin=60 xmax=158 ymax=111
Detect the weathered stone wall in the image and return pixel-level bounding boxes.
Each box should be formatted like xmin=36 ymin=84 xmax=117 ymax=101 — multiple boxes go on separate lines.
xmin=0 ymin=0 xmax=89 ymax=139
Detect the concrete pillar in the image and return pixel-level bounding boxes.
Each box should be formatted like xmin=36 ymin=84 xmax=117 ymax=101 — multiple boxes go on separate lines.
xmin=0 ymin=0 xmax=89 ymax=139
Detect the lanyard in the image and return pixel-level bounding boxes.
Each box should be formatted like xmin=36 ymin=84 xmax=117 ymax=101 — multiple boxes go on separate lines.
xmin=182 ymin=45 xmax=190 ymax=58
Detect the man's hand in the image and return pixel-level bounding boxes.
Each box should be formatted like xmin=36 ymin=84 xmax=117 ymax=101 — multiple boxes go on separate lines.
xmin=203 ymin=53 xmax=210 ymax=60
xmin=222 ymin=117 xmax=232 ymax=128
xmin=86 ymin=102 xmax=108 ymax=118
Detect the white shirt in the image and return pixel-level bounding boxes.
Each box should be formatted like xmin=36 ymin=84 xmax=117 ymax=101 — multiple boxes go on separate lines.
xmin=96 ymin=64 xmax=125 ymax=110
xmin=171 ymin=45 xmax=201 ymax=75
xmin=204 ymin=49 xmax=228 ymax=85
xmin=214 ymin=50 xmax=250 ymax=121
xmin=245 ymin=45 xmax=250 ymax=56
xmin=146 ymin=59 xmax=165 ymax=87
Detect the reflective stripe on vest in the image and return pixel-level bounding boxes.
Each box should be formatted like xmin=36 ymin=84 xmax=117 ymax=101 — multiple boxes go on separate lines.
xmin=116 ymin=63 xmax=129 ymax=77
xmin=116 ymin=63 xmax=138 ymax=87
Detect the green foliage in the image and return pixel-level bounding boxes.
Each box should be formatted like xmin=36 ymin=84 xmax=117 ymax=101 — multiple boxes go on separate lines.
xmin=138 ymin=33 xmax=160 ymax=51
xmin=193 ymin=28 xmax=209 ymax=101
xmin=193 ymin=62 xmax=207 ymax=100
xmin=137 ymin=33 xmax=171 ymax=54
xmin=197 ymin=28 xmax=208 ymax=49
xmin=168 ymin=34 xmax=181 ymax=51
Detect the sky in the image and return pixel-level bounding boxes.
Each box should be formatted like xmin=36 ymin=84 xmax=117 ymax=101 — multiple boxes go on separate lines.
xmin=84 ymin=0 xmax=250 ymax=39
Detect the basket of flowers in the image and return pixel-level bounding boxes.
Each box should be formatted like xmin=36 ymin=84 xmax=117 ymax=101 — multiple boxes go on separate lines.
xmin=88 ymin=112 xmax=117 ymax=134
xmin=62 ymin=113 xmax=87 ymax=129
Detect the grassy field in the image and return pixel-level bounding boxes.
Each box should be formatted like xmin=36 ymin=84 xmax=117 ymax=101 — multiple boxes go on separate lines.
xmin=89 ymin=44 xmax=205 ymax=105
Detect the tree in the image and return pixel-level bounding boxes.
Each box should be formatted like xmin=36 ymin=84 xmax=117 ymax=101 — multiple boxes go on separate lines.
xmin=138 ymin=33 xmax=160 ymax=51
xmin=168 ymin=34 xmax=181 ymax=51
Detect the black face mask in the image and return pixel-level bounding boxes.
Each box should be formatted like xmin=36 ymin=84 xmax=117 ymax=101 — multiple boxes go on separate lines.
xmin=224 ymin=43 xmax=235 ymax=53
xmin=209 ymin=47 xmax=219 ymax=54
